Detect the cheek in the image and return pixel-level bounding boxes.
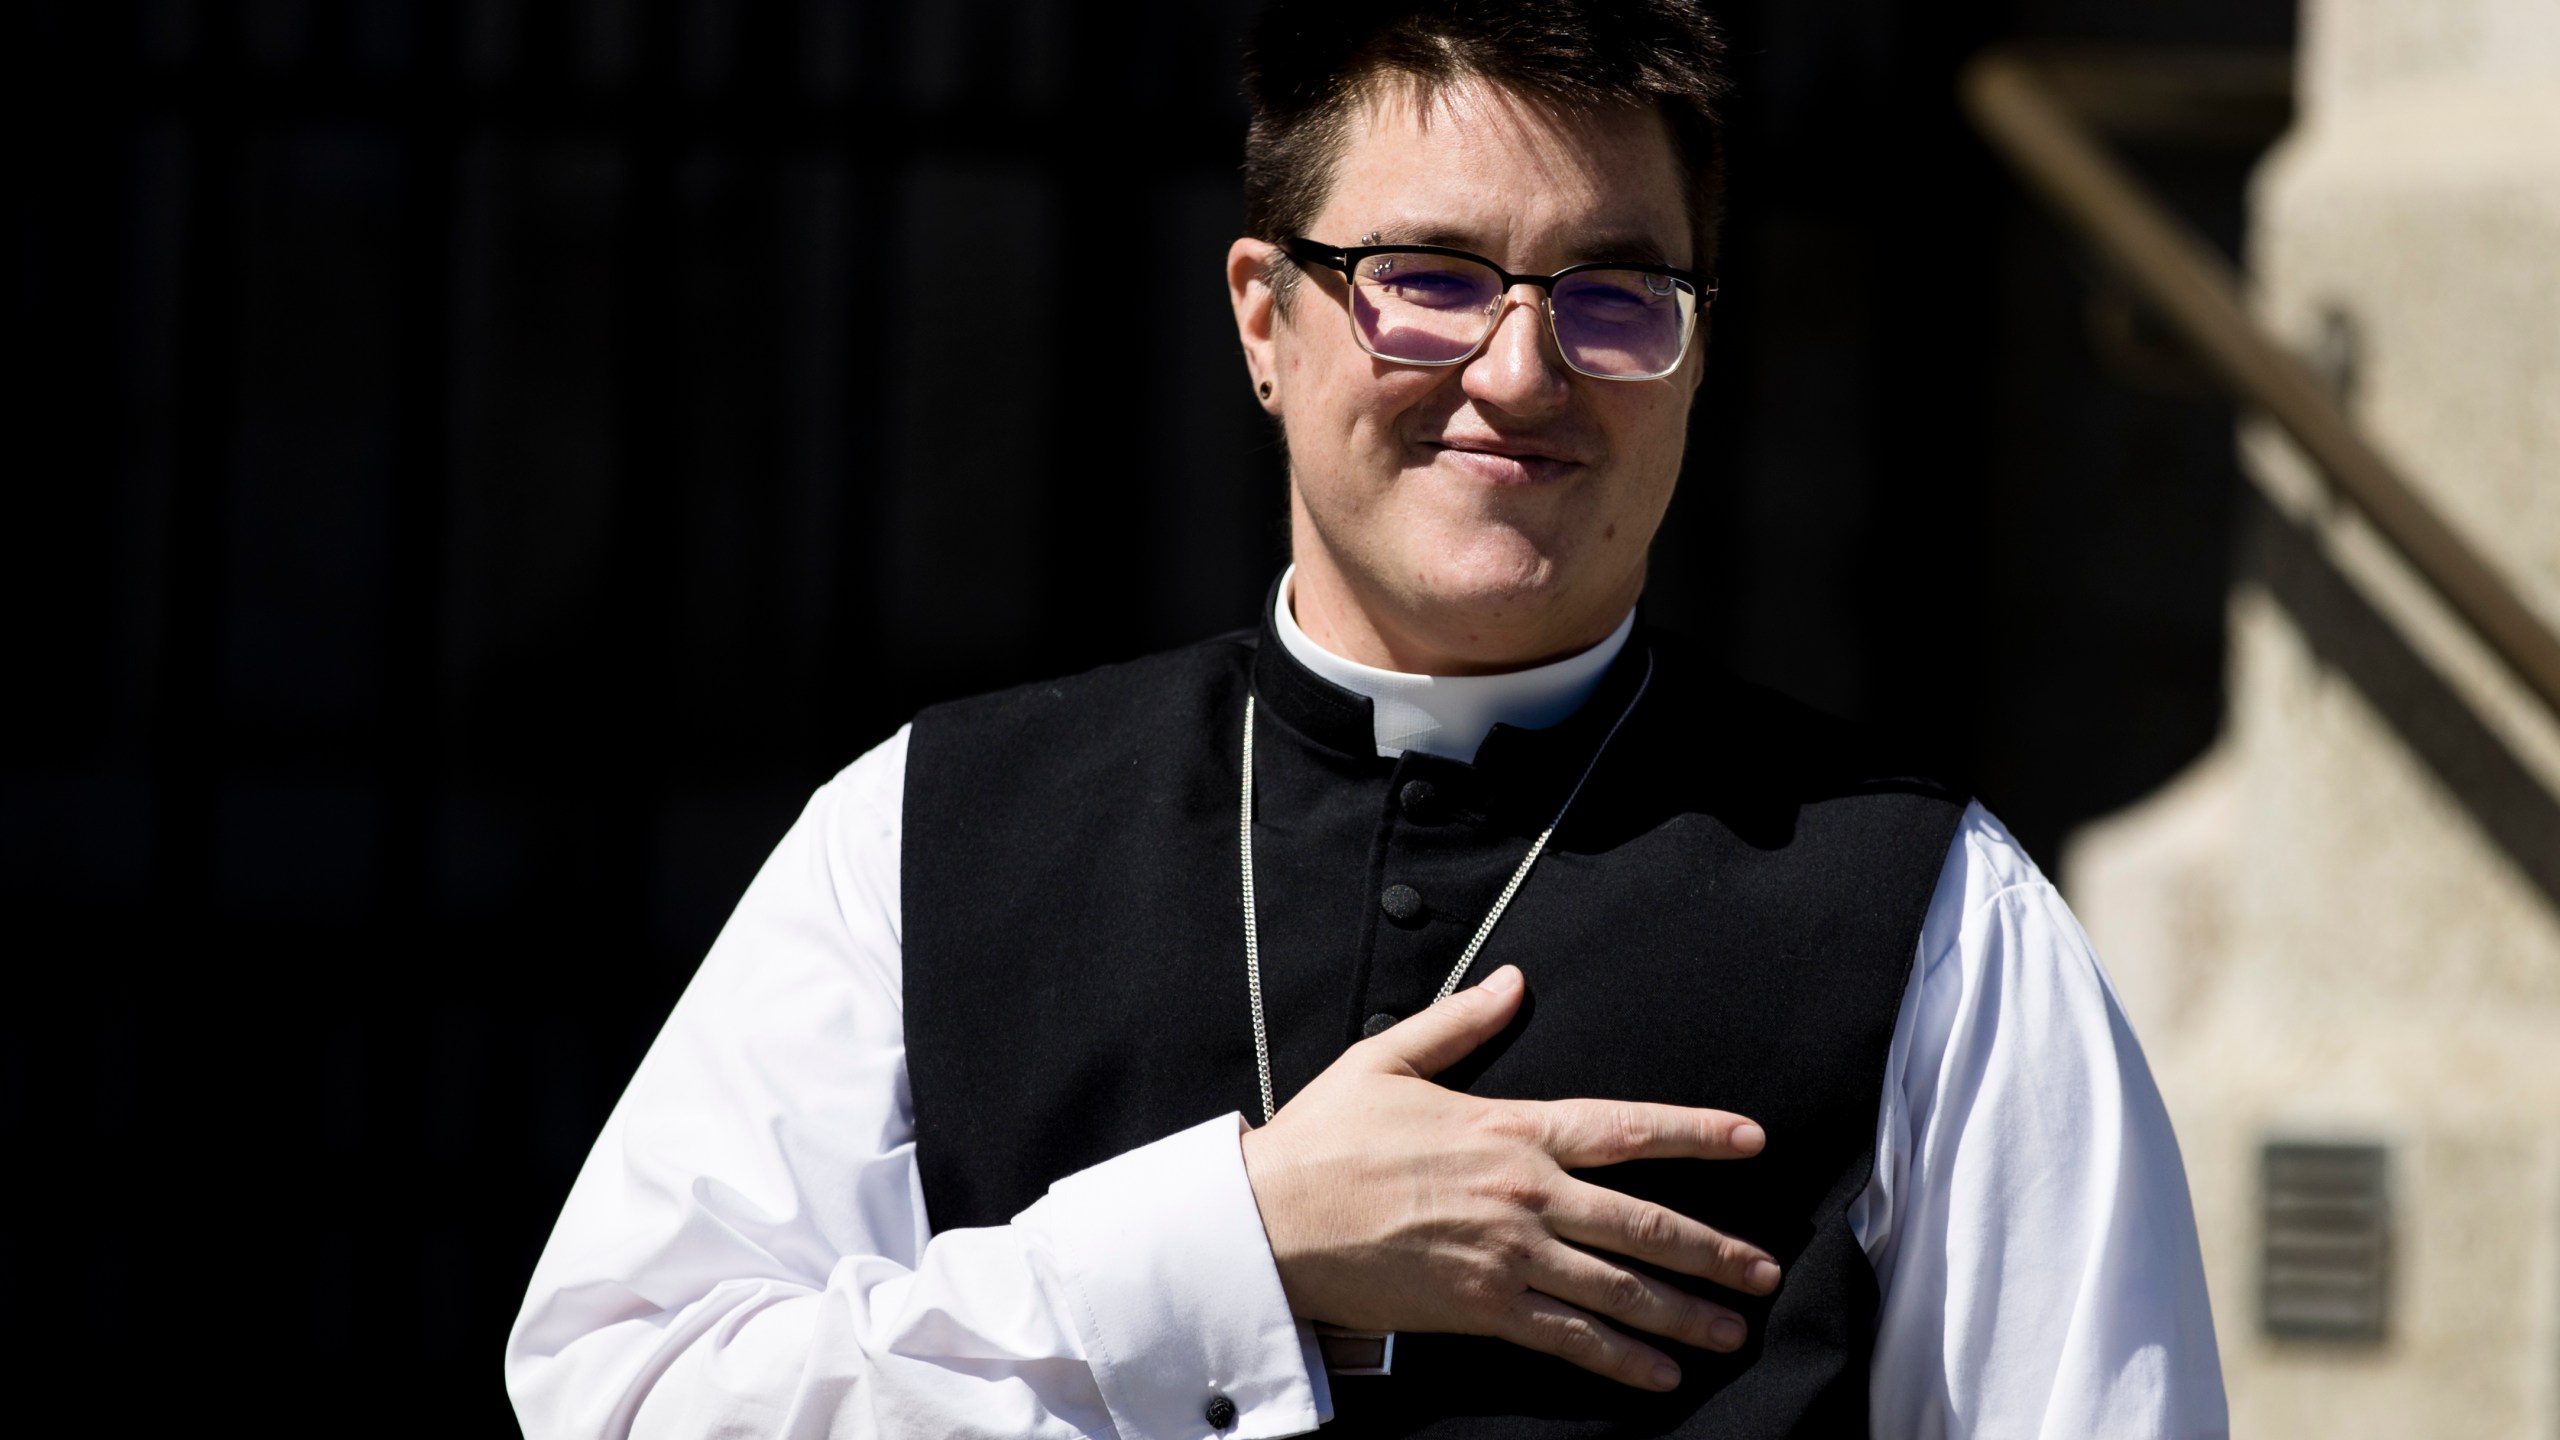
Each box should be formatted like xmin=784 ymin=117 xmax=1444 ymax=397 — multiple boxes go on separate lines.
xmin=1600 ymin=394 xmax=1691 ymax=516
xmin=1608 ymin=390 xmax=1691 ymax=459
xmin=1325 ymin=372 xmax=1438 ymax=446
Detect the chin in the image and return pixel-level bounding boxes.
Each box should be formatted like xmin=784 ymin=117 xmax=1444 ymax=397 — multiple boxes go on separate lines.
xmin=1399 ymin=539 xmax=1572 ymax=615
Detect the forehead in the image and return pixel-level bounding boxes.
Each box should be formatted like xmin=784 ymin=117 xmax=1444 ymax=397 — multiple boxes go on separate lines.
xmin=1317 ymin=76 xmax=1692 ymax=267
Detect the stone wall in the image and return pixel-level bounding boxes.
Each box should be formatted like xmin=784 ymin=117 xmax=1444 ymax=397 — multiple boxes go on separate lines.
xmin=2064 ymin=0 xmax=2560 ymax=1433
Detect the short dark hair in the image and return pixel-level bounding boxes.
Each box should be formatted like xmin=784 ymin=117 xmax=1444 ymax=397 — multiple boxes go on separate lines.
xmin=1242 ymin=0 xmax=1732 ymax=296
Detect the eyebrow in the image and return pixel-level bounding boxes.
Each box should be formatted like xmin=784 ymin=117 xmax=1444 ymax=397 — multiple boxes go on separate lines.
xmin=1366 ymin=224 xmax=1681 ymax=270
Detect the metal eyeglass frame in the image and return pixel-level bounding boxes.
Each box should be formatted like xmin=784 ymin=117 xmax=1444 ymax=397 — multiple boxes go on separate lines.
xmin=1280 ymin=235 xmax=1718 ymax=382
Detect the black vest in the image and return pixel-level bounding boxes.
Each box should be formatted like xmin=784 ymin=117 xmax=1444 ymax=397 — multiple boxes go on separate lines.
xmin=903 ymin=609 xmax=1966 ymax=1438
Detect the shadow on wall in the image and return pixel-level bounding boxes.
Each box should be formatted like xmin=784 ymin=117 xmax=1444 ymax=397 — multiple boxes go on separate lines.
xmin=2248 ymin=487 xmax=2560 ymax=912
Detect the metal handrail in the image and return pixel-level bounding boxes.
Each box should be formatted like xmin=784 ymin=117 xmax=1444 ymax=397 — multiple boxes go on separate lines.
xmin=1961 ymin=45 xmax=2560 ymax=726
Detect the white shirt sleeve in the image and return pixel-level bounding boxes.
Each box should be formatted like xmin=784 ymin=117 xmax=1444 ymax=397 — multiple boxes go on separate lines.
xmin=1854 ymin=802 xmax=2229 ymax=1438
xmin=503 ymin=726 xmax=1326 ymax=1440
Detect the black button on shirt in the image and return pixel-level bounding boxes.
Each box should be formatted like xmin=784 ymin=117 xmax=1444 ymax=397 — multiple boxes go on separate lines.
xmin=1398 ymin=778 xmax=1447 ymax=823
xmin=1379 ymin=882 xmax=1426 ymax=924
xmin=1205 ymin=1394 xmax=1237 ymax=1429
xmin=1362 ymin=1010 xmax=1402 ymax=1038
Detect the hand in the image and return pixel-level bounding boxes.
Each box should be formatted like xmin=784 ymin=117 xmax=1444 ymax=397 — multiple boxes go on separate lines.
xmin=1237 ymin=963 xmax=1779 ymax=1392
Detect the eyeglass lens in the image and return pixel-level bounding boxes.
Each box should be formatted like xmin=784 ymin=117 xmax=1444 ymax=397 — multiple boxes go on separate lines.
xmin=1344 ymin=251 xmax=1696 ymax=379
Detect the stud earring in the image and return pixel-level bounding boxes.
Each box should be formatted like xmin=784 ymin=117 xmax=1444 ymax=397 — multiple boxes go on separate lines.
xmin=1258 ymin=380 xmax=1273 ymax=400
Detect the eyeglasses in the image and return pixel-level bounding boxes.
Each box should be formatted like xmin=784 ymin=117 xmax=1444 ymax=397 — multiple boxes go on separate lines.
xmin=1281 ymin=236 xmax=1716 ymax=382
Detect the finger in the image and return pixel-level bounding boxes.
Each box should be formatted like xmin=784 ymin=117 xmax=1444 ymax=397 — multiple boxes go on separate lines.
xmin=1545 ymin=1182 xmax=1782 ymax=1295
xmin=1531 ymin=1097 xmax=1766 ymax=1169
xmin=1493 ymin=1290 xmax=1683 ymax=1392
xmin=1356 ymin=964 xmax=1526 ymax=1079
xmin=1525 ymin=1241 xmax=1750 ymax=1353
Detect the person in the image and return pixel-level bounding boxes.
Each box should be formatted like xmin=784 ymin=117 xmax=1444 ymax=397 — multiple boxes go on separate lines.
xmin=506 ymin=2 xmax=2227 ymax=1436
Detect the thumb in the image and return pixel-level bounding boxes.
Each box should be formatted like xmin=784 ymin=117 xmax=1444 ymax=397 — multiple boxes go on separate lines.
xmin=1360 ymin=965 xmax=1525 ymax=1079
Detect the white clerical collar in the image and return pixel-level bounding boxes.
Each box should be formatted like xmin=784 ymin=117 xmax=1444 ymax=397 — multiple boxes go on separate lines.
xmin=1273 ymin=565 xmax=1636 ymax=762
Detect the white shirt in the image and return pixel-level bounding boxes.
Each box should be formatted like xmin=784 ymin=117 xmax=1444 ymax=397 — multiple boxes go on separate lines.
xmin=506 ymin=590 xmax=2229 ymax=1439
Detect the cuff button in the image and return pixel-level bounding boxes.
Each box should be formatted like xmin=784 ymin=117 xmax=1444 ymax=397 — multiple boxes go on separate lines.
xmin=1205 ymin=1394 xmax=1238 ymax=1430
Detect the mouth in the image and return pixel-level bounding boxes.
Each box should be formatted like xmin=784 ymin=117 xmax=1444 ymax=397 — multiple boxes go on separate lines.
xmin=1424 ymin=438 xmax=1588 ymax=485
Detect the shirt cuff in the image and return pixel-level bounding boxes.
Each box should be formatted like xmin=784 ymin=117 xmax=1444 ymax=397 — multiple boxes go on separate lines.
xmin=1015 ymin=1113 xmax=1322 ymax=1440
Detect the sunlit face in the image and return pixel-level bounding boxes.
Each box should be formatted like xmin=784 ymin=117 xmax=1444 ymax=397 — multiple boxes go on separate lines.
xmin=1229 ymin=77 xmax=1704 ymax=673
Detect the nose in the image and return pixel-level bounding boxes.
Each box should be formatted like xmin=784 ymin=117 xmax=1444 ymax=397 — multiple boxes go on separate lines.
xmin=1459 ymin=284 xmax=1572 ymax=416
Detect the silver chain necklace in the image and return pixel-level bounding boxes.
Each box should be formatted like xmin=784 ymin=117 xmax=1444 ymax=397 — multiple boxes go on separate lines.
xmin=1237 ymin=649 xmax=1655 ymax=1123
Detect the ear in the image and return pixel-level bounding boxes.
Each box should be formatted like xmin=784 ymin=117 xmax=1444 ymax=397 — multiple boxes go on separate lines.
xmin=1227 ymin=237 xmax=1283 ymax=413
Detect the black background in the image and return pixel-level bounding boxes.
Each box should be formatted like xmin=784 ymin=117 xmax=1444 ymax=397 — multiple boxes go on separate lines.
xmin=7 ymin=0 xmax=2288 ymax=1430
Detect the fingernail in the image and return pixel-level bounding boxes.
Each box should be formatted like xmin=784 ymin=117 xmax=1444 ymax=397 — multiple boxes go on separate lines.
xmin=1650 ymin=1361 xmax=1682 ymax=1390
xmin=1480 ymin=964 xmax=1522 ymax=993
xmin=1731 ymin=1123 xmax=1765 ymax=1153
xmin=1748 ymin=1260 xmax=1782 ymax=1291
xmin=1709 ymin=1318 xmax=1745 ymax=1349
